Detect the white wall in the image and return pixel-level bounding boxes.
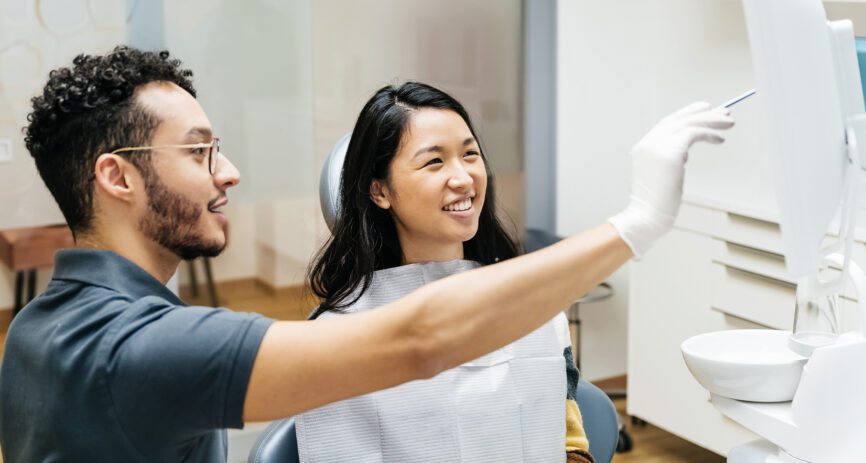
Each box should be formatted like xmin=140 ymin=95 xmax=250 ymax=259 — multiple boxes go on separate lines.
xmin=556 ymin=0 xmax=762 ymax=381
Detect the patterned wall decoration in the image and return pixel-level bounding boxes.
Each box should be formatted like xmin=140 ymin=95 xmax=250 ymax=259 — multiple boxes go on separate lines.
xmin=0 ymin=0 xmax=128 ymax=229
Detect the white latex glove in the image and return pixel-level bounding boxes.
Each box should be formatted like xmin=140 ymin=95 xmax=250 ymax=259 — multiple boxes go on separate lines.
xmin=609 ymin=102 xmax=735 ymax=259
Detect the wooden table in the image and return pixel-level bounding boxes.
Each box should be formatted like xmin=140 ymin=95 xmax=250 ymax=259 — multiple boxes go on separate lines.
xmin=0 ymin=225 xmax=74 ymax=315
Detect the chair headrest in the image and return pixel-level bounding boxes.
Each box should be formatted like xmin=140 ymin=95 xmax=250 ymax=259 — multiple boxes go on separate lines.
xmin=318 ymin=133 xmax=351 ymax=232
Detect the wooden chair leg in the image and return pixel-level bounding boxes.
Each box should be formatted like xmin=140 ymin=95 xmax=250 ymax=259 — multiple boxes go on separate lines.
xmin=26 ymin=269 xmax=36 ymax=302
xmin=13 ymin=271 xmax=24 ymax=316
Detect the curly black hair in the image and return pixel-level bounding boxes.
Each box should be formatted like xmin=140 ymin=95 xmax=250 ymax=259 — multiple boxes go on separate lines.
xmin=25 ymin=45 xmax=196 ymax=237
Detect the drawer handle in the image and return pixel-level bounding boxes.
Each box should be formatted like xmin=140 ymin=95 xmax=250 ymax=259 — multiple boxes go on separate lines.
xmin=710 ymin=236 xmax=783 ymax=257
xmin=713 ymin=261 xmax=797 ymax=289
xmin=727 ymin=212 xmax=780 ymax=231
xmin=722 ymin=241 xmax=785 ymax=262
xmin=710 ymin=306 xmax=778 ymax=329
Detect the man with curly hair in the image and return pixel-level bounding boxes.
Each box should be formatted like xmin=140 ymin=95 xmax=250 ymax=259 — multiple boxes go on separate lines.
xmin=0 ymin=46 xmax=732 ymax=462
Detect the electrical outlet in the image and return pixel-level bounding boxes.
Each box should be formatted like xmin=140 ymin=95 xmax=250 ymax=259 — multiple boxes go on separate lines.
xmin=0 ymin=139 xmax=11 ymax=163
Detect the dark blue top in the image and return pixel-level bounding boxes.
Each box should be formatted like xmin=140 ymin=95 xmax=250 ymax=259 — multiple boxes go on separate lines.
xmin=0 ymin=249 xmax=273 ymax=462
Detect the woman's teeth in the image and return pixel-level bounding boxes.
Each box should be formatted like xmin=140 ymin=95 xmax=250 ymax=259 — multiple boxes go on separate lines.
xmin=443 ymin=198 xmax=472 ymax=212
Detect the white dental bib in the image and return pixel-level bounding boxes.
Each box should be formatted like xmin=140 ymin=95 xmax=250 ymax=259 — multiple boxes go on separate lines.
xmin=296 ymin=260 xmax=568 ymax=463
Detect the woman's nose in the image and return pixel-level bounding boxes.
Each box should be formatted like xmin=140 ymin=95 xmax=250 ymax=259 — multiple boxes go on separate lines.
xmin=447 ymin=166 xmax=472 ymax=190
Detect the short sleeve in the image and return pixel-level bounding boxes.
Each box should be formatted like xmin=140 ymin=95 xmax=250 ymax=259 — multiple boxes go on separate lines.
xmin=105 ymin=300 xmax=273 ymax=447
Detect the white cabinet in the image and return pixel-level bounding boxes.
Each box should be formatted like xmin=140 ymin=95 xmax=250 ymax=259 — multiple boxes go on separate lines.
xmin=627 ymin=216 xmax=760 ymax=456
xmin=628 ymin=198 xmax=866 ymax=456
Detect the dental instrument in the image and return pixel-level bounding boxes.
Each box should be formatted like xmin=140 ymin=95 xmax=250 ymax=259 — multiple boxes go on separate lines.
xmin=720 ymin=89 xmax=757 ymax=109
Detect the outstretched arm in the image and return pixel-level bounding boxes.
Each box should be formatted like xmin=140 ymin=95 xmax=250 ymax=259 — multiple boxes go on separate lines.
xmin=244 ymin=223 xmax=627 ymax=421
xmin=243 ymin=103 xmax=734 ymax=422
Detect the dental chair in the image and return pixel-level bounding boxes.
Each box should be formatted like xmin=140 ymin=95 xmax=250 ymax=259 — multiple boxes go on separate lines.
xmin=247 ymin=135 xmax=620 ymax=463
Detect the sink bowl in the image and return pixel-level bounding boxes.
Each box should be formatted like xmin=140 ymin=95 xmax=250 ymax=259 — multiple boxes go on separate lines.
xmin=681 ymin=329 xmax=807 ymax=402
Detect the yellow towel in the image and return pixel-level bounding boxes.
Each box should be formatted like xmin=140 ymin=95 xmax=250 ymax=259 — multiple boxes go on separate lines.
xmin=565 ymin=398 xmax=591 ymax=453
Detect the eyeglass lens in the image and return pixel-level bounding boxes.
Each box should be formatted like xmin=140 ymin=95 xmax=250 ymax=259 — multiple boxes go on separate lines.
xmin=209 ymin=138 xmax=220 ymax=174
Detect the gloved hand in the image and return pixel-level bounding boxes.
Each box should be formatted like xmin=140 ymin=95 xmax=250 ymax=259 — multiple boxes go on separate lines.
xmin=609 ymin=102 xmax=735 ymax=258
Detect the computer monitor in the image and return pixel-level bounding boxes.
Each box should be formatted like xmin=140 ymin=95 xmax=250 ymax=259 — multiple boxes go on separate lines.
xmin=742 ymin=0 xmax=865 ymax=279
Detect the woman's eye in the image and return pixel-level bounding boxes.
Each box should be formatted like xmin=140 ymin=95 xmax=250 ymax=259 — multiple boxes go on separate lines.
xmin=190 ymin=147 xmax=207 ymax=156
xmin=424 ymin=158 xmax=443 ymax=167
xmin=465 ymin=150 xmax=480 ymax=158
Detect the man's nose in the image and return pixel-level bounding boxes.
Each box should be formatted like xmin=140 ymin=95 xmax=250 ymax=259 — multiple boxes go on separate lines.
xmin=213 ymin=152 xmax=241 ymax=189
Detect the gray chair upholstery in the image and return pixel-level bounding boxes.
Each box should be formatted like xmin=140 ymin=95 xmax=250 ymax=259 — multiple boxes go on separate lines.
xmin=247 ymin=418 xmax=299 ymax=463
xmin=248 ymin=136 xmax=620 ymax=463
xmin=318 ymin=133 xmax=351 ymax=232
xmin=576 ymin=378 xmax=619 ymax=463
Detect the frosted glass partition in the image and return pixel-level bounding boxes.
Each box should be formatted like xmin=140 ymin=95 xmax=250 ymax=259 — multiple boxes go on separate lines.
xmin=161 ymin=0 xmax=524 ymax=289
xmin=0 ymin=0 xmax=524 ymax=292
xmin=0 ymin=0 xmax=129 ymax=229
xmin=164 ymin=0 xmax=315 ymax=203
xmin=161 ymin=1 xmax=317 ymax=287
xmin=165 ymin=0 xmax=522 ymax=211
xmin=312 ymin=0 xmax=524 ymax=227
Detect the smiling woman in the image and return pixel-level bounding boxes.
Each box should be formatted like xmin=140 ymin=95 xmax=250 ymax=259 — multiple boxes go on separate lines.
xmin=302 ymin=82 xmax=595 ymax=463
xmin=308 ymin=82 xmax=518 ymax=316
xmin=369 ymin=108 xmax=489 ymax=263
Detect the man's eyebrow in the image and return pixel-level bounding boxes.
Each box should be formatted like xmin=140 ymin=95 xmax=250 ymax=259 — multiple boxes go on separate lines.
xmin=185 ymin=127 xmax=213 ymax=140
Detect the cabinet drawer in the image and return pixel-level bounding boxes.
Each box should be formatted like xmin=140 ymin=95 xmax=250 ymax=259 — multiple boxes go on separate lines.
xmin=710 ymin=239 xmax=793 ymax=285
xmin=675 ymin=205 xmax=782 ymax=250
xmin=679 ymin=204 xmax=851 ymax=264
xmin=676 ymin=204 xmax=786 ymax=254
xmin=711 ymin=238 xmax=866 ymax=303
xmin=710 ymin=262 xmax=796 ymax=330
xmin=712 ymin=212 xmax=785 ymax=255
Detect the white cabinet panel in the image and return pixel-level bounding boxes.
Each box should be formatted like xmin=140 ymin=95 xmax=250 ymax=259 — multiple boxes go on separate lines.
xmin=709 ymin=262 xmax=796 ymax=330
xmin=628 ymin=228 xmax=758 ymax=456
xmin=710 ymin=239 xmax=792 ymax=285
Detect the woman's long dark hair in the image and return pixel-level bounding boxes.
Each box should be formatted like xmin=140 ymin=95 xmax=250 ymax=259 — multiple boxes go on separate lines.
xmin=308 ymin=82 xmax=520 ymax=316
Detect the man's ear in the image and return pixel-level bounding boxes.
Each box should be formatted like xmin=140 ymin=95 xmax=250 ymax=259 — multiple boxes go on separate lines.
xmin=370 ymin=179 xmax=391 ymax=210
xmin=93 ymin=154 xmax=137 ymax=203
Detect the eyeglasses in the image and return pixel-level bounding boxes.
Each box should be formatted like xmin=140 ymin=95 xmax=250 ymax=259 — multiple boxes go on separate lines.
xmin=109 ymin=137 xmax=221 ymax=175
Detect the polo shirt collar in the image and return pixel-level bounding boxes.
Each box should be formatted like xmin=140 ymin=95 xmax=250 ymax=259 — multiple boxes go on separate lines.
xmin=52 ymin=248 xmax=184 ymax=304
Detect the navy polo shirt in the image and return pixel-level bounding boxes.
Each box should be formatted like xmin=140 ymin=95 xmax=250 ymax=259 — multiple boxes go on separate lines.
xmin=0 ymin=249 xmax=273 ymax=462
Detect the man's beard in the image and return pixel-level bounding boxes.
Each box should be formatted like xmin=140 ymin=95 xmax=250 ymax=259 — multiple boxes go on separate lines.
xmin=139 ymin=171 xmax=226 ymax=261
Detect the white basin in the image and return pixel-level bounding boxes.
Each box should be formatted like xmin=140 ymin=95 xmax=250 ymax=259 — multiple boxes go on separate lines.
xmin=681 ymin=329 xmax=807 ymax=402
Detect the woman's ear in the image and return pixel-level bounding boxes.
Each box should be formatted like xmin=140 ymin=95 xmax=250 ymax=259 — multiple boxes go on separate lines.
xmin=370 ymin=179 xmax=391 ymax=210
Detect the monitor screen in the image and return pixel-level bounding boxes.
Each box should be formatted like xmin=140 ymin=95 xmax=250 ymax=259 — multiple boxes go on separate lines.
xmin=742 ymin=0 xmax=863 ymax=278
